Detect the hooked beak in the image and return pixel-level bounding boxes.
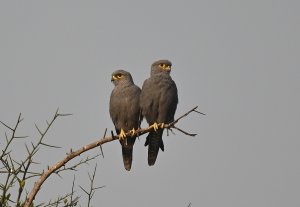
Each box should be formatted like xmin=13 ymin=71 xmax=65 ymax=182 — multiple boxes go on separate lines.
xmin=163 ymin=65 xmax=171 ymax=72
xmin=111 ymin=75 xmax=117 ymax=82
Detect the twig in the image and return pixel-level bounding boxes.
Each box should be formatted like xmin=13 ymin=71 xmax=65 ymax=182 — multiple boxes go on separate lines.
xmin=0 ymin=113 xmax=23 ymax=160
xmin=79 ymin=164 xmax=105 ymax=207
xmin=172 ymin=126 xmax=197 ymax=136
xmin=69 ymin=175 xmax=77 ymax=206
xmin=167 ymin=106 xmax=204 ymax=127
xmin=99 ymin=128 xmax=107 ymax=159
xmin=55 ymin=154 xmax=100 ymax=174
xmin=24 ymin=106 xmax=203 ymax=207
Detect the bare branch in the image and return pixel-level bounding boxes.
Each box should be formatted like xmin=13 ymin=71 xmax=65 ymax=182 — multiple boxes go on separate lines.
xmin=99 ymin=128 xmax=107 ymax=159
xmin=167 ymin=106 xmax=203 ymax=126
xmin=24 ymin=106 xmax=203 ymax=207
xmin=79 ymin=164 xmax=105 ymax=207
xmin=55 ymin=154 xmax=100 ymax=174
xmin=35 ymin=124 xmax=43 ymax=136
xmin=14 ymin=136 xmax=29 ymax=139
xmin=40 ymin=142 xmax=62 ymax=149
xmin=0 ymin=120 xmax=14 ymax=131
xmin=69 ymin=175 xmax=77 ymax=206
xmin=172 ymin=126 xmax=197 ymax=137
xmin=194 ymin=109 xmax=206 ymax=115
xmin=57 ymin=113 xmax=73 ymax=117
xmin=0 ymin=113 xmax=24 ymax=160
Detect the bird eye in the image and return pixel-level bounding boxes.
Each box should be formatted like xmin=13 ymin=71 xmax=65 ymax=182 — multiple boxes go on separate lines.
xmin=116 ymin=74 xmax=123 ymax=78
xmin=159 ymin=64 xmax=164 ymax=67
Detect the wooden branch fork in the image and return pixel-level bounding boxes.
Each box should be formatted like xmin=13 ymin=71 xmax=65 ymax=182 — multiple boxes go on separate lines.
xmin=24 ymin=106 xmax=204 ymax=207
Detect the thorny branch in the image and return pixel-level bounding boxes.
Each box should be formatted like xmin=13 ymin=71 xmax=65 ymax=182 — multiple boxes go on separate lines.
xmin=79 ymin=164 xmax=105 ymax=207
xmin=22 ymin=106 xmax=204 ymax=207
xmin=0 ymin=113 xmax=24 ymax=161
xmin=69 ymin=176 xmax=79 ymax=206
xmin=0 ymin=113 xmax=27 ymax=207
xmin=0 ymin=110 xmax=73 ymax=207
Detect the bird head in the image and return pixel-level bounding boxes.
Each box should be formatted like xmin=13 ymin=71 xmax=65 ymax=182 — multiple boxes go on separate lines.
xmin=111 ymin=70 xmax=134 ymax=86
xmin=151 ymin=60 xmax=172 ymax=75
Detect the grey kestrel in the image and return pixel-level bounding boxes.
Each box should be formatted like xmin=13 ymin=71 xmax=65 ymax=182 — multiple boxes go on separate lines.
xmin=140 ymin=60 xmax=178 ymax=166
xmin=109 ymin=70 xmax=141 ymax=171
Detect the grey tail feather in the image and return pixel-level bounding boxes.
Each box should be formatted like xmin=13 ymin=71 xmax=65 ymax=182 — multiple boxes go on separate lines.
xmin=145 ymin=129 xmax=164 ymax=166
xmin=122 ymin=146 xmax=133 ymax=171
xmin=120 ymin=137 xmax=136 ymax=171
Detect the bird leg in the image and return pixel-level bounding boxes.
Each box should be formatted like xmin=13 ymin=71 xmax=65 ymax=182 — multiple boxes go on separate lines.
xmin=118 ymin=128 xmax=127 ymax=140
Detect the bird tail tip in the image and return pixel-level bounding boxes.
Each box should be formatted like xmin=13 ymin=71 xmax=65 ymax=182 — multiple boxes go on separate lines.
xmin=146 ymin=131 xmax=163 ymax=166
xmin=122 ymin=146 xmax=133 ymax=171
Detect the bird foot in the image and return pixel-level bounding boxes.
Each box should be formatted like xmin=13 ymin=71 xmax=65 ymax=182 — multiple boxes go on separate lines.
xmin=151 ymin=122 xmax=165 ymax=131
xmin=130 ymin=128 xmax=136 ymax=136
xmin=118 ymin=128 xmax=127 ymax=140
xmin=151 ymin=122 xmax=159 ymax=131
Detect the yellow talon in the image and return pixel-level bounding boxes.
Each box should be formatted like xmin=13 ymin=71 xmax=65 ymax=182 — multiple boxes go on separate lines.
xmin=130 ymin=128 xmax=136 ymax=136
xmin=119 ymin=128 xmax=127 ymax=140
xmin=151 ymin=122 xmax=159 ymax=131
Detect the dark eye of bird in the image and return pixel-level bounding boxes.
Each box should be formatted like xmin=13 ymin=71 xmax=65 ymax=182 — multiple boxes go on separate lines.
xmin=159 ymin=64 xmax=164 ymax=67
xmin=117 ymin=74 xmax=122 ymax=78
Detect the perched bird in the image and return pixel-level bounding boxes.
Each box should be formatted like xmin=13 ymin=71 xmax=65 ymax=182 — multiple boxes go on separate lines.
xmin=140 ymin=60 xmax=178 ymax=166
xmin=109 ymin=70 xmax=141 ymax=171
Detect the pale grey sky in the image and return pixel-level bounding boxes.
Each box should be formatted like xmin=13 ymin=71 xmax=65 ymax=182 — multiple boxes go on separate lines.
xmin=0 ymin=1 xmax=300 ymax=207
